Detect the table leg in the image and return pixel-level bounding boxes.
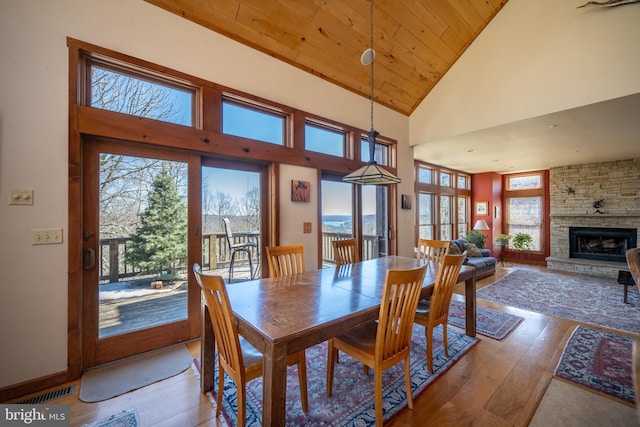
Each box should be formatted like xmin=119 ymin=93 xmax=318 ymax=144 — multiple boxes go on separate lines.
xmin=201 ymin=302 xmax=215 ymax=393
xmin=261 ymin=343 xmax=289 ymax=426
xmin=464 ymin=273 xmax=477 ymax=337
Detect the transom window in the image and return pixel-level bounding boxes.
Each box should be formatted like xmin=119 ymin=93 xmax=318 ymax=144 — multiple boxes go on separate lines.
xmin=222 ymin=98 xmax=286 ymax=145
xmin=361 ymin=138 xmax=390 ymax=166
xmin=305 ymin=122 xmax=346 ymax=157
xmin=88 ymin=62 xmax=195 ymax=127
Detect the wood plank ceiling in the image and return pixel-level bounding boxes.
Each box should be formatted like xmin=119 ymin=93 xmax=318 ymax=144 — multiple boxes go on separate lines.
xmin=145 ymin=0 xmax=507 ymax=116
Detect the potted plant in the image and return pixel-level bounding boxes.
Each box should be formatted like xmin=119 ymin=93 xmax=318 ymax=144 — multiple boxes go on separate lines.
xmin=495 ymin=234 xmax=512 ymax=247
xmin=465 ymin=230 xmax=487 ymax=249
xmin=512 ymin=232 xmax=533 ymax=251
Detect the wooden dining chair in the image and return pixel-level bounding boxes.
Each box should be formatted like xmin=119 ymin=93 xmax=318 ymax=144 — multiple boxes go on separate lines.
xmin=332 ymin=238 xmax=360 ymax=266
xmin=265 ymin=244 xmax=305 ymax=277
xmin=417 ymin=238 xmax=451 ymax=263
xmin=193 ymin=264 xmax=308 ymax=425
xmin=413 ymin=253 xmax=466 ymax=372
xmin=326 ymin=264 xmax=428 ymax=427
xmin=626 ymin=247 xmax=640 ymax=289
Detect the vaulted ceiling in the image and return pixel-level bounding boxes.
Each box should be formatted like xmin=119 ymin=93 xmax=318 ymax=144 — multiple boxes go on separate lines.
xmin=145 ymin=0 xmax=507 ymax=117
xmin=145 ymin=0 xmax=640 ymax=174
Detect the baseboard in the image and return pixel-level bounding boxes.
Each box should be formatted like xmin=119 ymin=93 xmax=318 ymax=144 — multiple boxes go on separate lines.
xmin=0 ymin=370 xmax=69 ymax=403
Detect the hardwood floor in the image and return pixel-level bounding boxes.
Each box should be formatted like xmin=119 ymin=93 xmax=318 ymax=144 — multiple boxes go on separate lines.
xmin=6 ymin=264 xmax=610 ymax=426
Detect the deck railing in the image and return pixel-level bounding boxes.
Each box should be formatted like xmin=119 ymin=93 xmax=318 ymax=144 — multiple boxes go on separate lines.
xmin=99 ymin=232 xmax=382 ymax=283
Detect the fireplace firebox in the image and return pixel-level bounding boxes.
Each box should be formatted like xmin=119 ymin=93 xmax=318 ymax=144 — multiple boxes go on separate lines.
xmin=569 ymin=227 xmax=637 ymax=263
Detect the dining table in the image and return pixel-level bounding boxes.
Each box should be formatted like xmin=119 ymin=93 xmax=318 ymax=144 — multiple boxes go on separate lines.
xmin=199 ymin=255 xmax=476 ymax=426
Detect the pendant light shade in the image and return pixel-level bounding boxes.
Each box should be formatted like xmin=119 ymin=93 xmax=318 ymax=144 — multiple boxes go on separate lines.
xmin=343 ymin=0 xmax=401 ymax=186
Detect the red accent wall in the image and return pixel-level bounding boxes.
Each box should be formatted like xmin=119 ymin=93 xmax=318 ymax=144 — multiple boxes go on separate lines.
xmin=471 ymin=172 xmax=502 ymax=256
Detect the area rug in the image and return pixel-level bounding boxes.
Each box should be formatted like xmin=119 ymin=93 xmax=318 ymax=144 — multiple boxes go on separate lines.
xmin=193 ymin=327 xmax=478 ymax=426
xmin=448 ymin=300 xmax=523 ymax=340
xmin=554 ymin=325 xmax=636 ymax=405
xmin=529 ymin=379 xmax=638 ymax=427
xmin=79 ymin=344 xmax=192 ymax=402
xmin=82 ymin=409 xmax=139 ymax=427
xmin=477 ymin=269 xmax=640 ymax=334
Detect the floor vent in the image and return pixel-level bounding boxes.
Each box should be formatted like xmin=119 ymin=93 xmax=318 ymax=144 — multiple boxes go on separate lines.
xmin=16 ymin=385 xmax=75 ymax=405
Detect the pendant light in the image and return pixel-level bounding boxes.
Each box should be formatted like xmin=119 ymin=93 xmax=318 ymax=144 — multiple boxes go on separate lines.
xmin=343 ymin=0 xmax=401 ymax=185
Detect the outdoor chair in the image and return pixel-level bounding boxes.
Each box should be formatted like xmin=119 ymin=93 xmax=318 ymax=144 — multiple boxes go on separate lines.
xmin=326 ymin=264 xmax=427 ymax=427
xmin=223 ymin=217 xmax=257 ymax=282
xmin=413 ymin=253 xmax=466 ymax=372
xmin=193 ymin=264 xmax=308 ymax=426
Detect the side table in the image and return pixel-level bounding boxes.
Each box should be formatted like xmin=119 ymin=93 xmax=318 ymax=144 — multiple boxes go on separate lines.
xmin=493 ymin=244 xmax=507 ymax=267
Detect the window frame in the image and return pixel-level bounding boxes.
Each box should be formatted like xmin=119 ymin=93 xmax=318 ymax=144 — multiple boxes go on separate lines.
xmin=503 ymin=171 xmax=546 ymax=253
xmin=415 ymin=161 xmax=471 ymax=246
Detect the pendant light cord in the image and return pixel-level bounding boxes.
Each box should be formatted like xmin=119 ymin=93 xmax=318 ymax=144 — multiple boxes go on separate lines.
xmin=369 ymin=0 xmax=374 ymax=133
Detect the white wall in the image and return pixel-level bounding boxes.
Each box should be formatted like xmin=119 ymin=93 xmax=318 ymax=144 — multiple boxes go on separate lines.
xmin=0 ymin=0 xmax=411 ymax=388
xmin=410 ymin=0 xmax=640 ymax=144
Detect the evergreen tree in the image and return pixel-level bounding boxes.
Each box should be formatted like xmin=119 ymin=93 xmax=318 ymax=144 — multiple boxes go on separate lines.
xmin=126 ymin=168 xmax=187 ymax=276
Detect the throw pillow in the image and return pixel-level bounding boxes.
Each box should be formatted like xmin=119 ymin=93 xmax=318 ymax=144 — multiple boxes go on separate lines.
xmin=462 ymin=242 xmax=483 ymax=258
xmin=449 ymin=244 xmax=461 ymax=255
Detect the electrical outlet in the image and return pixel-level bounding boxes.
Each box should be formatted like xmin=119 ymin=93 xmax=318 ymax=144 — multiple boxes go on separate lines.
xmin=32 ymin=228 xmax=63 ymax=245
xmin=10 ymin=189 xmax=34 ymax=205
xmin=303 ymin=222 xmax=312 ymax=233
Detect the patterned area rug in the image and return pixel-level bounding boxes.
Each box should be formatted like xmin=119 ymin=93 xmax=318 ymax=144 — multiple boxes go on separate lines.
xmin=477 ymin=269 xmax=640 ymax=334
xmin=82 ymin=409 xmax=139 ymax=427
xmin=194 ymin=327 xmax=477 ymax=426
xmin=448 ymin=300 xmax=523 ymax=340
xmin=554 ymin=325 xmax=635 ymax=405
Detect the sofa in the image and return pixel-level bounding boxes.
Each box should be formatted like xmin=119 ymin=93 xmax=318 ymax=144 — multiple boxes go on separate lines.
xmin=449 ymin=238 xmax=497 ymax=279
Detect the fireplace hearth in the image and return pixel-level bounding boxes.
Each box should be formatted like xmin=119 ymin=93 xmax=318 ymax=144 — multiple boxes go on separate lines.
xmin=569 ymin=227 xmax=637 ymax=263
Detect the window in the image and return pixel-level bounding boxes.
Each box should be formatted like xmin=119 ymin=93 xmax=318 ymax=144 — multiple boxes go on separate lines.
xmin=457 ymin=197 xmax=469 ymax=237
xmin=504 ymin=172 xmax=545 ymax=251
xmin=415 ymin=162 xmax=471 ymax=244
xmin=418 ymin=193 xmax=434 ymax=239
xmin=361 ymin=138 xmax=389 ymax=166
xmin=222 ymin=98 xmax=286 ymax=145
xmin=440 ymin=195 xmax=453 ymax=240
xmin=418 ymin=166 xmax=434 ymax=184
xmin=305 ymin=122 xmax=345 ymax=157
xmin=440 ymin=171 xmax=452 ymax=187
xmin=88 ymin=62 xmax=195 ymax=126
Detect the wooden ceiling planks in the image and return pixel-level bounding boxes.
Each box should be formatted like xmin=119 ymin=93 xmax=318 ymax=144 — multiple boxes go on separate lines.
xmin=145 ymin=0 xmax=507 ymax=116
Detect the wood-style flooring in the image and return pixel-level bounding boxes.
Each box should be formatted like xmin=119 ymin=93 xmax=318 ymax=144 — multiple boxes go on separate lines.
xmin=8 ymin=264 xmax=632 ymax=426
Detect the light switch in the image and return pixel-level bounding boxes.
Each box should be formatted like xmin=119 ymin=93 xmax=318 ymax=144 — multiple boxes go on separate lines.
xmin=303 ymin=222 xmax=312 ymax=233
xmin=10 ymin=189 xmax=34 ymax=205
xmin=32 ymin=228 xmax=64 ymax=245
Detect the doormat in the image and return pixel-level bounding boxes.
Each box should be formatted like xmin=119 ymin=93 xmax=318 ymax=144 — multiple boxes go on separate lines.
xmin=79 ymin=344 xmax=192 ymax=402
xmin=554 ymin=325 xmax=636 ymax=405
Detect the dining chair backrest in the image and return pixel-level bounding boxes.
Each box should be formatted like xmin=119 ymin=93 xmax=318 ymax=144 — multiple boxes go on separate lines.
xmin=192 ymin=264 xmax=244 ymax=381
xmin=428 ymin=253 xmax=467 ymax=325
xmin=626 ymin=247 xmax=640 ymax=290
xmin=375 ymin=264 xmax=428 ymax=363
xmin=417 ymin=239 xmax=451 ymax=263
xmin=332 ymin=238 xmax=360 ymax=267
xmin=265 ymin=244 xmax=305 ymax=277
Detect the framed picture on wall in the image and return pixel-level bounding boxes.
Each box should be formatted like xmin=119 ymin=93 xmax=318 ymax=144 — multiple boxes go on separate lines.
xmin=401 ymin=194 xmax=412 ymax=209
xmin=291 ymin=180 xmax=311 ymax=202
xmin=475 ymin=201 xmax=488 ymax=216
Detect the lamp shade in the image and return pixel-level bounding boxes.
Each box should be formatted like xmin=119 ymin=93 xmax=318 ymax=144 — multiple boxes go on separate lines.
xmin=473 ymin=220 xmax=490 ymax=231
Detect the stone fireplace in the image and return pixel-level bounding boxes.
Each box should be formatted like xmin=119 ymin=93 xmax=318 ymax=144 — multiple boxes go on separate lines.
xmin=546 ymin=159 xmax=640 ymax=278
